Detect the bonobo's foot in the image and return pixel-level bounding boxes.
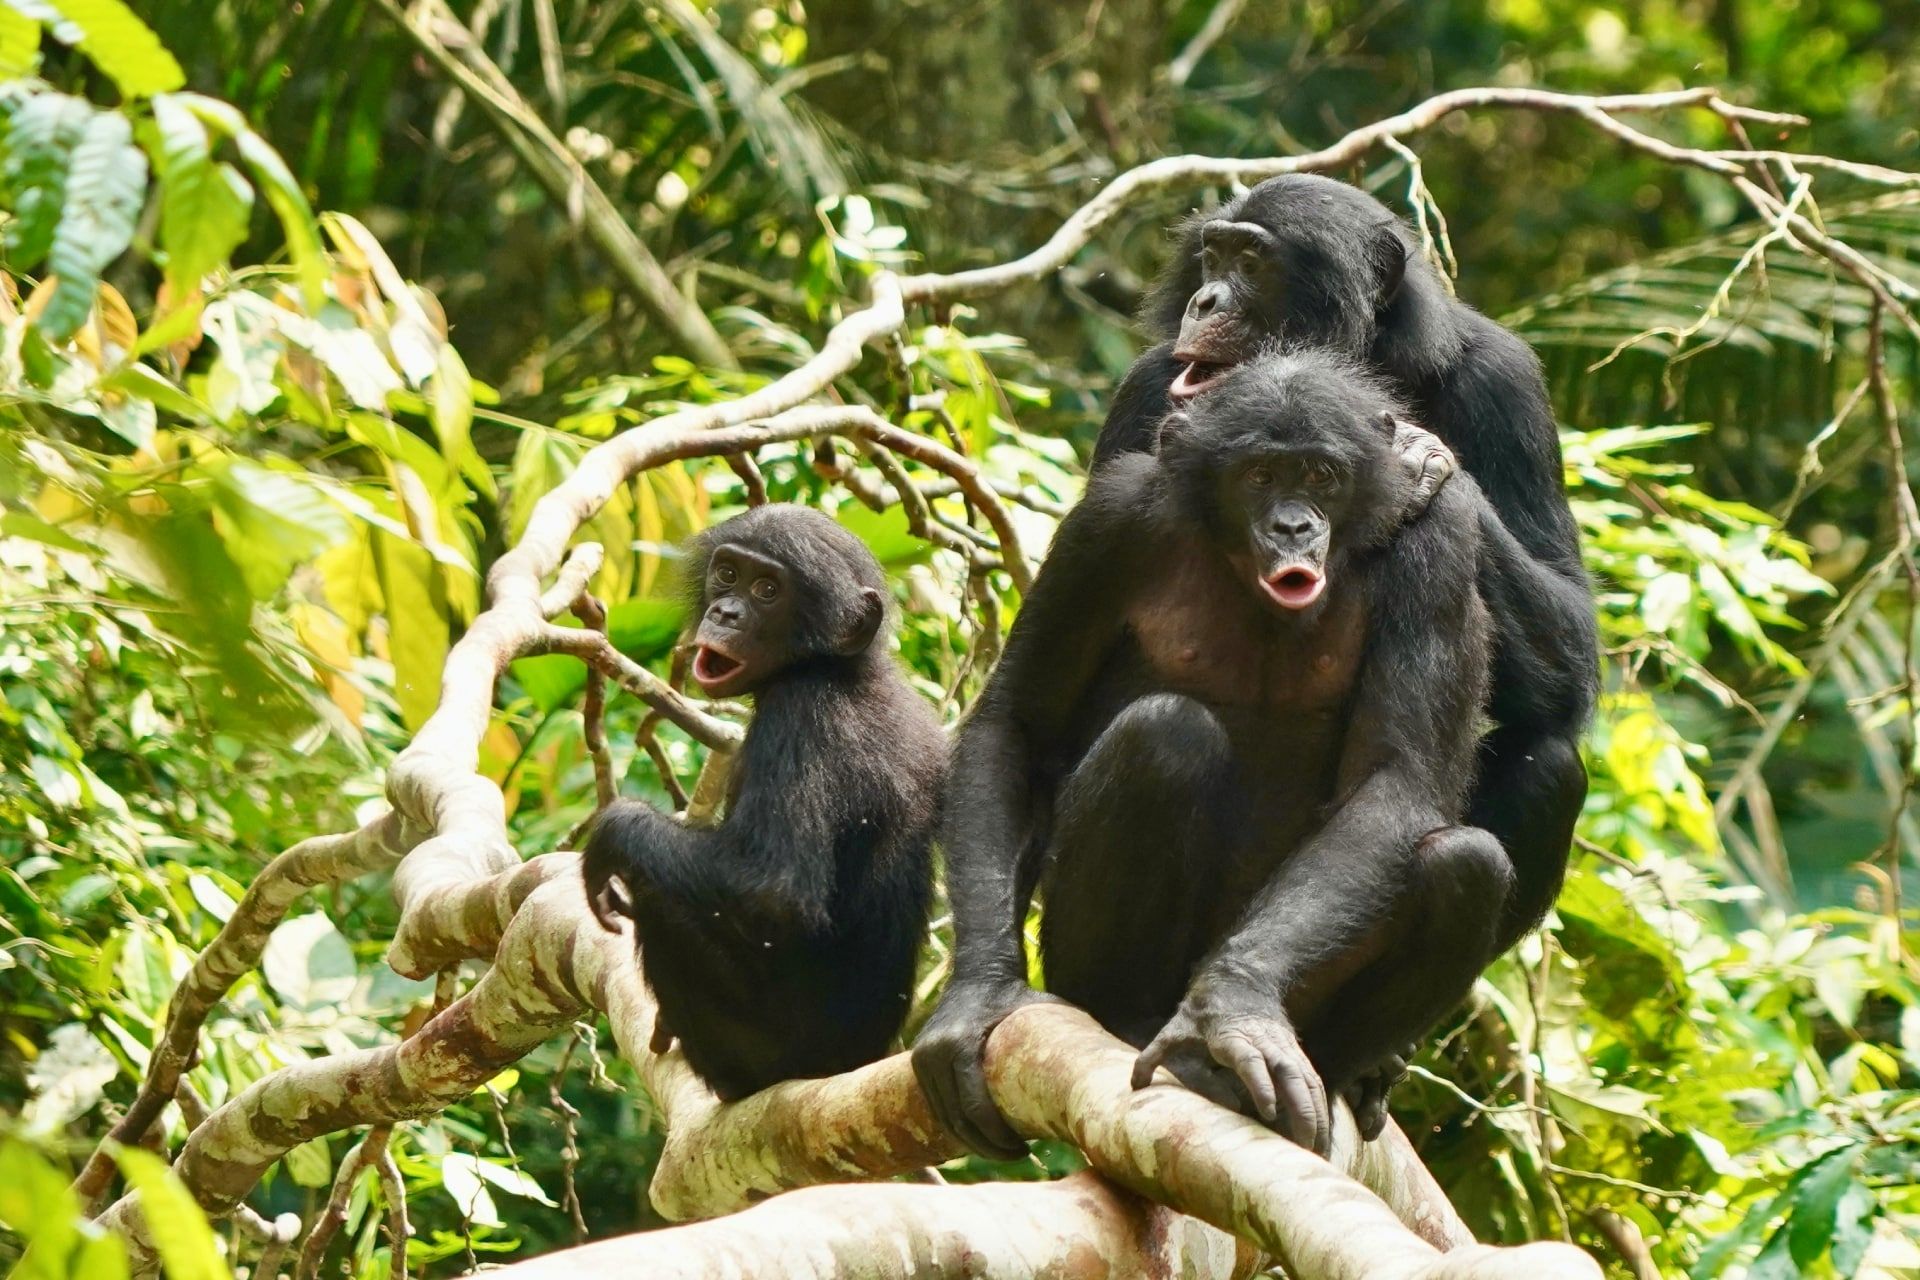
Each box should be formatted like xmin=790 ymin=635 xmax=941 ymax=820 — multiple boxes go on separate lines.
xmin=1389 ymin=415 xmax=1455 ymax=521
xmin=912 ymin=980 xmax=1059 ymax=1161
xmin=1340 ymin=1051 xmax=1409 ymax=1142
xmin=1131 ymin=976 xmax=1331 ymax=1157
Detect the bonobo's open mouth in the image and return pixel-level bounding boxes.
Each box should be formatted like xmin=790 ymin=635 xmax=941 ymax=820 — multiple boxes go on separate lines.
xmin=1169 ymin=358 xmax=1232 ymax=400
xmin=691 ymin=644 xmax=746 ymax=691
xmin=1262 ymin=565 xmax=1326 ymax=610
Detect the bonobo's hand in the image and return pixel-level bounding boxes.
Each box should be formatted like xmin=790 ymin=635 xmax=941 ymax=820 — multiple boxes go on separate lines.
xmin=1340 ymin=1051 xmax=1409 ymax=1142
xmin=1131 ymin=977 xmax=1331 ymax=1157
xmin=912 ymin=980 xmax=1053 ymax=1160
xmin=1390 ymin=416 xmax=1456 ymax=521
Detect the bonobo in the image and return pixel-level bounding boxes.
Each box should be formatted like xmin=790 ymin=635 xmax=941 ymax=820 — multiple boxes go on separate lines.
xmin=583 ymin=504 xmax=943 ymax=1101
xmin=914 ymin=350 xmax=1510 ymax=1158
xmin=1097 ymin=174 xmax=1596 ymax=964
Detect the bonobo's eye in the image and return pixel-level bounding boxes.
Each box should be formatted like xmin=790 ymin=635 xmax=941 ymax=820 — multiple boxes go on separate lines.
xmin=1305 ymin=461 xmax=1339 ymax=491
xmin=1238 ymin=248 xmax=1263 ymax=276
xmin=714 ymin=562 xmax=738 ymax=586
xmin=751 ymin=577 xmax=779 ymax=603
xmin=1245 ymin=464 xmax=1274 ymax=489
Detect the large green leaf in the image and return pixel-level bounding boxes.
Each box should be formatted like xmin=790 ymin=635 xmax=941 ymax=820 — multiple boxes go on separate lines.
xmin=39 ymin=107 xmax=146 ymax=340
xmin=373 ymin=530 xmax=449 ymax=731
xmin=39 ymin=0 xmax=182 ymax=97
xmin=144 ymin=93 xmax=251 ymax=295
xmin=205 ymin=456 xmax=351 ymax=600
xmin=0 ymin=6 xmax=39 ymax=76
xmin=1 ymin=90 xmax=90 ymax=268
xmin=176 ymin=92 xmax=326 ymax=309
xmin=111 ymin=1148 xmax=229 ymax=1280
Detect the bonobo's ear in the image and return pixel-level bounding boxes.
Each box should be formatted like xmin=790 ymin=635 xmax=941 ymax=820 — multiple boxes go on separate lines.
xmin=1156 ymin=411 xmax=1193 ymax=451
xmin=835 ymin=586 xmax=886 ymax=656
xmin=1370 ymin=222 xmax=1409 ymax=309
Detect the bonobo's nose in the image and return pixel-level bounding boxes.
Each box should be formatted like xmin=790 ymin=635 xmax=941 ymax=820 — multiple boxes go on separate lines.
xmin=709 ymin=597 xmax=746 ymax=626
xmin=1186 ymin=281 xmax=1229 ymax=320
xmin=1272 ymin=514 xmax=1316 ymax=538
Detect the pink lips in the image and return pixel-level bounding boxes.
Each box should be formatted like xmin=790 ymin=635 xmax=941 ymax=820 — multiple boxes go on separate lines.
xmin=1169 ymin=360 xmax=1227 ymax=400
xmin=691 ymin=644 xmax=744 ymax=690
xmin=1262 ymin=566 xmax=1325 ymax=610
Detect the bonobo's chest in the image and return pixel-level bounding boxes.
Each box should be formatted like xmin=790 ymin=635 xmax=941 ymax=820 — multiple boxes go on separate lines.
xmin=1124 ymin=544 xmax=1366 ymax=715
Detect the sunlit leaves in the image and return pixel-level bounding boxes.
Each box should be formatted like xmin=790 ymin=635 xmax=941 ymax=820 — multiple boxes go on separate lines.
xmin=0 ymin=1139 xmax=130 ymax=1280
xmin=143 ymin=94 xmax=251 ymax=299
xmin=2 ymin=91 xmax=91 ymax=267
xmin=29 ymin=0 xmax=183 ymax=98
xmin=111 ymin=1148 xmax=229 ymax=1280
xmin=0 ymin=5 xmax=39 ymax=76
xmin=39 ymin=108 xmax=145 ymax=339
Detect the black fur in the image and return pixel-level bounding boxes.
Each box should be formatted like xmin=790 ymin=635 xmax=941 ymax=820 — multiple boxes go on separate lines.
xmin=1099 ymin=173 xmax=1596 ymax=946
xmin=914 ymin=350 xmax=1512 ymax=1158
xmin=582 ymin=505 xmax=943 ymax=1101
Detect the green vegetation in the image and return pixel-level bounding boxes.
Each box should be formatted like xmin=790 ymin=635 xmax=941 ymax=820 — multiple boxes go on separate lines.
xmin=4 ymin=1 xmax=1920 ymax=1276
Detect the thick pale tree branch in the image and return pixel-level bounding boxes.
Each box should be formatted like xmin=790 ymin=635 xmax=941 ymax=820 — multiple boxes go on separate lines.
xmin=85 ymin=83 xmax=1916 ymax=1277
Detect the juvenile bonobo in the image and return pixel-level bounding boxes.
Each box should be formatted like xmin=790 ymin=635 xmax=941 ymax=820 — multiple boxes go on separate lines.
xmin=913 ymin=350 xmax=1510 ymax=1158
xmin=583 ymin=504 xmax=943 ymax=1101
xmin=1097 ymin=174 xmax=1596 ymax=962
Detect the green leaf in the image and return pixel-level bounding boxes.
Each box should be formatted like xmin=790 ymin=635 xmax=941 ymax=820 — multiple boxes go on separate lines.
xmin=144 ymin=94 xmax=252 ymax=294
xmin=431 ymin=342 xmax=495 ymax=499
xmin=0 ymin=7 xmax=40 ymax=76
xmin=111 ymin=1147 xmax=230 ymax=1280
xmin=232 ymin=125 xmax=324 ymax=309
xmin=40 ymin=0 xmax=183 ymax=97
xmin=40 ymin=108 xmax=147 ymax=341
xmin=373 ymin=530 xmax=449 ymax=731
xmin=70 ymin=1227 xmax=131 ymax=1280
xmin=1787 ymin=1146 xmax=1859 ymax=1267
xmin=1 ymin=91 xmax=91 ymax=269
xmin=0 ymin=509 xmax=92 ymax=552
xmin=262 ymin=912 xmax=356 ymax=1010
xmin=0 ymin=1139 xmax=82 ymax=1278
xmin=205 ymin=456 xmax=351 ymax=600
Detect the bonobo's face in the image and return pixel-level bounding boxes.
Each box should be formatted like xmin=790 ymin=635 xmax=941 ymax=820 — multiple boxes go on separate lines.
xmin=1161 ymin=352 xmax=1411 ymax=615
xmin=1166 ymin=175 xmax=1410 ymax=403
xmin=1170 ymin=219 xmax=1286 ymax=400
xmin=690 ymin=542 xmax=797 ymax=697
xmin=1214 ymin=444 xmax=1348 ymax=611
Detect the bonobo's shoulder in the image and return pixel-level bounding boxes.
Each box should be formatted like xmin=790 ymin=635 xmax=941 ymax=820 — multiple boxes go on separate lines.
xmin=1389 ymin=472 xmax=1485 ymax=570
xmin=1448 ymin=306 xmax=1546 ymax=386
xmin=1079 ymin=449 xmax=1167 ymax=524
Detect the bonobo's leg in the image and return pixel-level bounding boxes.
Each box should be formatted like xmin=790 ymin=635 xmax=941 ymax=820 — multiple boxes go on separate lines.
xmin=1467 ymin=724 xmax=1587 ymax=953
xmin=1295 ymin=825 xmax=1512 ymax=1097
xmin=1039 ymin=692 xmax=1244 ymax=1045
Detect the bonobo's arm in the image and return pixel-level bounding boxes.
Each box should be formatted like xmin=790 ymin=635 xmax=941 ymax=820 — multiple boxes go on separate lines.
xmin=1089 ymin=343 xmax=1181 ymax=469
xmin=1444 ymin=329 xmax=1598 ymax=720
xmin=1133 ymin=479 xmax=1493 ymax=1155
xmin=914 ymin=456 xmax=1155 ymax=1158
xmin=582 ymin=789 xmax=835 ymax=935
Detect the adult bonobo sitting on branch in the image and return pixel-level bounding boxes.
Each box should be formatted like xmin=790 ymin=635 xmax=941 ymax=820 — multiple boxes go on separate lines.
xmin=584 ymin=505 xmax=943 ymax=1102
xmin=1097 ymin=174 xmax=1597 ymax=960
xmin=914 ymin=349 xmax=1511 ymax=1158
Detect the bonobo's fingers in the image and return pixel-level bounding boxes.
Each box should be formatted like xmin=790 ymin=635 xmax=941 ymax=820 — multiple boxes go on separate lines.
xmin=911 ymin=983 xmax=1044 ymax=1162
xmin=1137 ymin=1003 xmax=1331 ymax=1156
xmin=1389 ymin=415 xmax=1456 ymax=519
xmin=1344 ymin=1051 xmax=1409 ymax=1142
xmin=648 ymin=1018 xmax=675 ymax=1055
xmin=1134 ymin=1037 xmax=1251 ymax=1114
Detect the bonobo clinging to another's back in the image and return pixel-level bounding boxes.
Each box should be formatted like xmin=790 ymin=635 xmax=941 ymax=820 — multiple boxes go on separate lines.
xmin=1099 ymin=173 xmax=1597 ymax=951
xmin=583 ymin=504 xmax=942 ymax=1102
xmin=915 ymin=348 xmax=1513 ymax=1158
